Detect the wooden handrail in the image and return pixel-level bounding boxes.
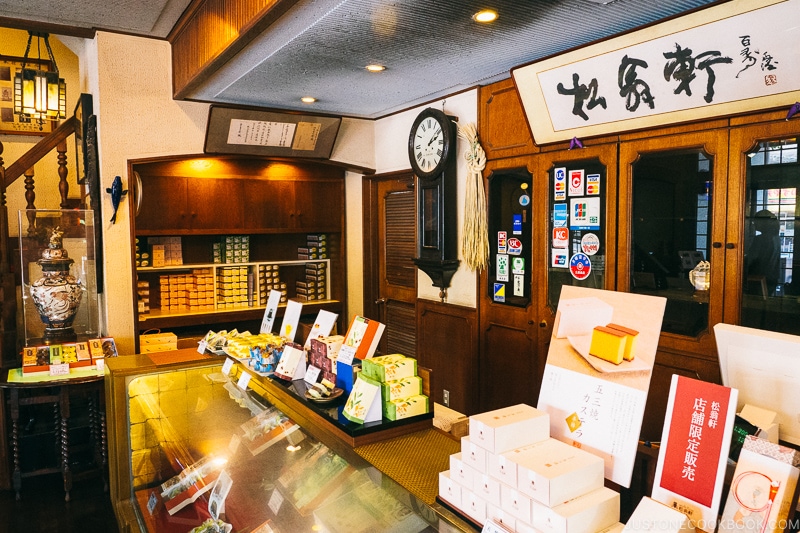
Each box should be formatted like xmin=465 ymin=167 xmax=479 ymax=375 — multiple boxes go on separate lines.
xmin=3 ymin=116 xmax=77 ymax=187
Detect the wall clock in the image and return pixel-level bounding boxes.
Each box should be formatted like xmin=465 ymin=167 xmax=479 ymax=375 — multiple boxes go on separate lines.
xmin=408 ymin=107 xmax=460 ymax=297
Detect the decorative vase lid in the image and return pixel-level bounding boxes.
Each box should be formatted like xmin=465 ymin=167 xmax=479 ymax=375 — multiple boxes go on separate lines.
xmin=38 ymin=227 xmax=74 ymax=270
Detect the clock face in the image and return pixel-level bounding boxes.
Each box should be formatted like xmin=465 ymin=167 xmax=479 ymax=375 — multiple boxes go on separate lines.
xmin=412 ymin=115 xmax=445 ymax=174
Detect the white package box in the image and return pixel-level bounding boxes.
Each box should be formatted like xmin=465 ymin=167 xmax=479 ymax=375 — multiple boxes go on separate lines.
xmin=553 ymin=296 xmax=614 ymax=338
xmin=438 ymin=470 xmax=462 ymax=508
xmin=532 ymin=487 xmax=620 ymax=533
xmin=515 ymin=438 xmax=604 ymax=506
xmin=601 ymin=523 xmax=626 ymax=533
xmin=461 ymin=436 xmax=489 ymax=473
xmin=500 ymin=484 xmax=532 ymax=524
xmin=517 ymin=522 xmax=538 ymax=533
xmin=474 ymin=472 xmax=501 ymax=506
xmin=488 ymin=449 xmax=519 ymax=486
xmin=449 ymin=453 xmax=475 ymax=489
xmin=622 ymin=497 xmax=691 ymax=533
xmin=462 ymin=489 xmax=487 ymax=524
xmin=486 ymin=504 xmax=516 ymax=532
xmin=470 ymin=404 xmax=550 ymax=454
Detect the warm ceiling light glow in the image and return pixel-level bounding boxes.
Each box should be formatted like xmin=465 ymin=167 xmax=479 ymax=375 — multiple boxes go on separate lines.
xmin=365 ymin=64 xmax=386 ymax=72
xmin=301 ymin=96 xmax=317 ymax=103
xmin=473 ymin=9 xmax=498 ymax=23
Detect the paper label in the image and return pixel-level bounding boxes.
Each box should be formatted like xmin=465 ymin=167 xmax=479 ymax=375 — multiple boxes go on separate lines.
xmin=49 ymin=363 xmax=69 ymax=376
xmin=147 ymin=491 xmax=158 ymax=515
xmin=304 ymin=365 xmax=321 ymax=384
xmin=237 ymin=372 xmax=251 ymax=390
xmin=268 ymin=488 xmax=284 ymax=514
xmin=198 ymin=340 xmax=208 ymax=354
xmin=338 ymin=345 xmax=356 ymax=366
xmin=221 ymin=358 xmax=234 ymax=376
xmin=496 ymin=254 xmax=509 ymax=282
xmin=260 ymin=290 xmax=282 ymax=334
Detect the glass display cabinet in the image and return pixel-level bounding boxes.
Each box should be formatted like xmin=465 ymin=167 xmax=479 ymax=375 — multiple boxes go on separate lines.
xmin=105 ymin=352 xmax=471 ymax=533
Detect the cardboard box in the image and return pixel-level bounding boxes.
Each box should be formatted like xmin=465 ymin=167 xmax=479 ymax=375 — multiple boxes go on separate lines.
xmin=514 ymin=437 xmax=605 ymax=506
xmin=488 ymin=447 xmax=520 ymax=487
xmin=485 ymin=505 xmax=516 ymax=532
xmin=381 ymin=376 xmax=422 ymax=402
xmin=622 ymin=497 xmax=692 ymax=533
xmin=438 ymin=470 xmax=462 ymax=508
xmin=532 ymin=487 xmax=620 ymax=533
xmin=449 ymin=452 xmax=475 ymax=489
xmin=473 ymin=472 xmax=501 ymax=506
xmin=383 ymin=394 xmax=428 ymax=421
xmin=462 ymin=488 xmax=487 ymax=525
xmin=470 ymin=404 xmax=549 ymax=454
xmin=461 ymin=436 xmax=488 ymax=473
xmin=500 ymin=484 xmax=532 ymax=524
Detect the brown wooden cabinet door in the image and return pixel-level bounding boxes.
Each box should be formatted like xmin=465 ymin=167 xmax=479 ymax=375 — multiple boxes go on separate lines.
xmin=189 ymin=178 xmax=244 ymax=231
xmin=479 ymin=78 xmax=537 ymax=160
xmin=292 ymin=180 xmax=343 ymax=231
xmin=241 ymin=179 xmax=295 ymax=231
xmin=135 ymin=175 xmax=189 ymax=232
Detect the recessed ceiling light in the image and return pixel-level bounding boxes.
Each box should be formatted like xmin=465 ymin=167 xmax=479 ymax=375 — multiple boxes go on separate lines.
xmin=473 ymin=9 xmax=498 ymax=23
xmin=300 ymin=96 xmax=317 ymax=103
xmin=365 ymin=64 xmax=386 ymax=72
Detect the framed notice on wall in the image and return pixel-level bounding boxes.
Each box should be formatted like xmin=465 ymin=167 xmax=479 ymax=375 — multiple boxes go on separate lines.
xmin=204 ymin=105 xmax=342 ymax=159
xmin=512 ymin=0 xmax=800 ymax=144
xmin=0 ymin=55 xmax=55 ymax=135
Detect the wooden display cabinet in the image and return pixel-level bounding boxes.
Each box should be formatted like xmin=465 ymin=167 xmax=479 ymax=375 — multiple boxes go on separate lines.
xmin=129 ymin=156 xmax=347 ymax=350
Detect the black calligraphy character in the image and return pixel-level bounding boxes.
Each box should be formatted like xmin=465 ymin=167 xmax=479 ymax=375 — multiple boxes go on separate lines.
xmin=557 ymin=73 xmax=607 ymax=121
xmin=664 ymin=44 xmax=732 ymax=103
xmin=761 ymin=51 xmax=778 ymax=71
xmin=737 ymin=35 xmax=757 ymax=78
xmin=618 ymin=54 xmax=655 ymax=112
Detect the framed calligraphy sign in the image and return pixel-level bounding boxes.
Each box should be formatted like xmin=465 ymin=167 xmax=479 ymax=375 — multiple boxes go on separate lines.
xmin=204 ymin=105 xmax=342 ymax=159
xmin=512 ymin=0 xmax=800 ymax=144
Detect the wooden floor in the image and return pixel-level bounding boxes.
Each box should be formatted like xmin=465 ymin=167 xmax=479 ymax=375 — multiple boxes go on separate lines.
xmin=0 ymin=472 xmax=118 ymax=533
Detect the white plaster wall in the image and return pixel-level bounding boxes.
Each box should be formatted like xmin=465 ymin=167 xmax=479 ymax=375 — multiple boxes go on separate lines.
xmin=373 ymin=91 xmax=479 ymax=308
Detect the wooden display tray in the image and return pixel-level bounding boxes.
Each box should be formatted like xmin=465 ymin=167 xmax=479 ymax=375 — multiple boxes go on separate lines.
xmin=237 ymin=363 xmax=433 ymax=448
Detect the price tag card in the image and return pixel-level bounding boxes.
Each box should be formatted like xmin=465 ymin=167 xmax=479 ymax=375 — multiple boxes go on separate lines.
xmin=260 ymin=290 xmax=282 ymax=334
xmin=482 ymin=519 xmax=511 ymax=533
xmin=237 ymin=371 xmax=251 ymax=391
xmin=268 ymin=488 xmax=284 ymax=515
xmin=95 ymin=358 xmax=105 ymax=373
xmin=304 ymin=309 xmax=338 ymax=349
xmin=49 ymin=363 xmax=70 ymax=376
xmin=279 ymin=300 xmax=303 ymax=341
xmin=337 ymin=345 xmax=356 ymax=366
xmin=228 ymin=433 xmax=241 ymax=455
xmin=304 ymin=365 xmax=321 ymax=385
xmin=221 ymin=357 xmax=235 ymax=376
xmin=197 ymin=339 xmax=208 ymax=354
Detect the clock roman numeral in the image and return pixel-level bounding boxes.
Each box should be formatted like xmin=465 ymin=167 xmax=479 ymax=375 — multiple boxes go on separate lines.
xmin=437 ymin=149 xmax=442 ymax=157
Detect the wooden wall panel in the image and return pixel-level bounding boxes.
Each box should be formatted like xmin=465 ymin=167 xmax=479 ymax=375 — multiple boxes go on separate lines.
xmin=416 ymin=300 xmax=478 ymax=416
xmin=478 ymin=78 xmax=538 ymax=160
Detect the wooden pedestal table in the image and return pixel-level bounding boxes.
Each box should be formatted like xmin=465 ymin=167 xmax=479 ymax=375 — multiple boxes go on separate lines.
xmin=0 ymin=367 xmax=106 ymax=501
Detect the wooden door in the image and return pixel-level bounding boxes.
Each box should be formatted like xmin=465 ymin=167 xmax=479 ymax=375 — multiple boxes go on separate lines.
xmin=293 ymin=180 xmax=344 ymax=232
xmin=242 ymin=179 xmax=295 ymax=231
xmin=189 ymin=178 xmax=244 ymax=231
xmin=135 ymin=175 xmax=189 ymax=232
xmin=363 ymin=172 xmax=417 ymax=358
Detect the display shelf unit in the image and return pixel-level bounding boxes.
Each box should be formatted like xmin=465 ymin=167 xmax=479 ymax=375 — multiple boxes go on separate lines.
xmin=105 ymin=350 xmax=471 ymax=533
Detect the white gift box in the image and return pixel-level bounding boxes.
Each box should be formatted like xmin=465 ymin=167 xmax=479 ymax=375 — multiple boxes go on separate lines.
xmin=501 ymin=484 xmax=532 ymax=524
xmin=486 ymin=504 xmax=516 ymax=532
xmin=554 ymin=296 xmax=614 ymax=338
xmin=473 ymin=472 xmax=501 ymax=506
xmin=515 ymin=438 xmax=604 ymax=506
xmin=462 ymin=436 xmax=489 ymax=473
xmin=622 ymin=497 xmax=691 ymax=533
xmin=462 ymin=488 xmax=487 ymax=524
xmin=470 ymin=404 xmax=550 ymax=454
xmin=532 ymin=487 xmax=620 ymax=533
xmin=489 ymin=448 xmax=519 ymax=486
xmin=438 ymin=470 xmax=462 ymax=508
xmin=449 ymin=453 xmax=475 ymax=489
xmin=516 ymin=521 xmax=538 ymax=533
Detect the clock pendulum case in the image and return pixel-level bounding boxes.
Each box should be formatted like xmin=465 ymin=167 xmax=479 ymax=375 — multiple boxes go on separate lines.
xmin=408 ymin=107 xmax=460 ymax=298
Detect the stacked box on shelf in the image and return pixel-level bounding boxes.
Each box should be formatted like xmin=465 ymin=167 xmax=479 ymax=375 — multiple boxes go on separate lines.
xmin=134 ymin=237 xmax=150 ymax=268
xmin=158 ymin=270 xmax=215 ymax=312
xmin=217 ymin=266 xmax=251 ymax=309
xmin=299 ymin=233 xmax=328 ymax=260
xmin=137 ymin=279 xmax=150 ymax=314
xmin=258 ymin=264 xmax=286 ymax=306
xmin=301 ymin=261 xmax=327 ymax=301
xmin=148 ymin=236 xmax=183 ymax=267
xmin=215 ymin=235 xmax=250 ymax=264
xmin=438 ymin=404 xmax=620 ymax=532
xmin=361 ymin=354 xmax=428 ymax=421
xmin=309 ymin=335 xmax=344 ymax=384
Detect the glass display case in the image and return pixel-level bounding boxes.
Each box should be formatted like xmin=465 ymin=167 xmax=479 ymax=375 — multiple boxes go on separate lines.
xmin=105 ymin=352 xmax=472 ymax=533
xmin=18 ymin=209 xmax=99 ymax=346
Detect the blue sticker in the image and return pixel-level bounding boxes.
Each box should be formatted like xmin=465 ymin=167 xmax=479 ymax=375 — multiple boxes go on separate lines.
xmin=519 ymin=195 xmax=530 ymax=206
xmin=512 ymin=214 xmax=523 ymax=235
xmin=553 ymin=203 xmax=568 ymax=227
xmin=493 ymin=283 xmax=506 ymax=302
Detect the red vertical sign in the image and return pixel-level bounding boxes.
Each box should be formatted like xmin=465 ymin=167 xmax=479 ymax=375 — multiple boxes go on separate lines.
xmin=659 ymin=376 xmax=733 ymax=507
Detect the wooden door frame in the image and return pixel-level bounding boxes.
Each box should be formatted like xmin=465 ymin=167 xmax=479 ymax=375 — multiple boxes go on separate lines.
xmin=362 ymin=169 xmax=415 ymax=320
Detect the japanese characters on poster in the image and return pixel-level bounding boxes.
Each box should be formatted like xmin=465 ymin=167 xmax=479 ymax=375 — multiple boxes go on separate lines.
xmin=537 ymin=286 xmax=666 ymax=487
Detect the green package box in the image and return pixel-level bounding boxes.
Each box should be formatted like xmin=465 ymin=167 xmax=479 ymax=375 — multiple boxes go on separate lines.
xmin=381 ymin=376 xmax=423 ymax=402
xmin=362 ymin=355 xmax=417 ymax=383
xmin=383 ymin=395 xmax=429 ymax=421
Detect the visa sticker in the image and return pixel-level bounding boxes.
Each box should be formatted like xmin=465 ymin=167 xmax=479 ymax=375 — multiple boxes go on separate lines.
xmin=586 ymin=174 xmax=601 ymax=195
xmin=498 ymin=231 xmax=507 ymax=254
xmin=512 ymin=214 xmax=523 ymax=235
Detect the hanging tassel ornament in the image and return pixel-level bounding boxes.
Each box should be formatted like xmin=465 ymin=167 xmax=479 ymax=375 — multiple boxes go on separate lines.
xmin=457 ymin=122 xmax=489 ymax=272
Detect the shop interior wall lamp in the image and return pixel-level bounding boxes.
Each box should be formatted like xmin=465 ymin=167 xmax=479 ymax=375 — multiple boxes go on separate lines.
xmin=13 ymin=31 xmax=66 ymax=130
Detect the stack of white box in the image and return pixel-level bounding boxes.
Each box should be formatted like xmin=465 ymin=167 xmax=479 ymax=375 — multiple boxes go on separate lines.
xmin=439 ymin=404 xmax=622 ymax=533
